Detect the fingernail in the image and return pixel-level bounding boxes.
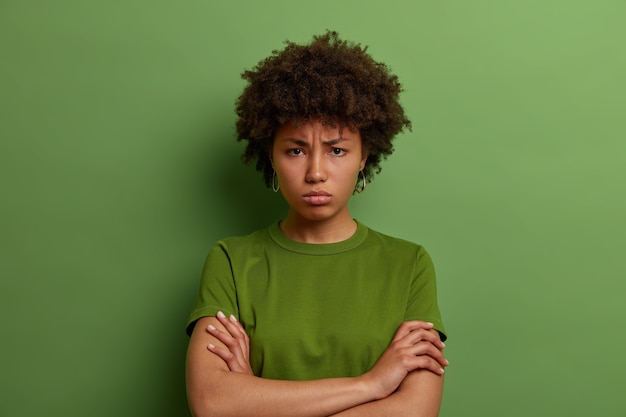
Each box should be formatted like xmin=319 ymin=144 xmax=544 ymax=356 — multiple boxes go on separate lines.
xmin=440 ymin=368 xmax=445 ymax=374
xmin=208 ymin=343 xmax=215 ymax=350
xmin=217 ymin=311 xmax=226 ymax=319
xmin=230 ymin=315 xmax=238 ymax=322
xmin=427 ymin=322 xmax=434 ymax=327
xmin=207 ymin=324 xmax=216 ymax=331
xmin=445 ymin=359 xmax=450 ymax=366
xmin=441 ymin=342 xmax=446 ymax=348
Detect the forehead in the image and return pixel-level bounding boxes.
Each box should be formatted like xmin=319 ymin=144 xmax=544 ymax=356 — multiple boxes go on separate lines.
xmin=274 ymin=120 xmax=360 ymax=140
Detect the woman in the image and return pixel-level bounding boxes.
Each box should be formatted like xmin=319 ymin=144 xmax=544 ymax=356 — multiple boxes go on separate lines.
xmin=186 ymin=31 xmax=448 ymax=417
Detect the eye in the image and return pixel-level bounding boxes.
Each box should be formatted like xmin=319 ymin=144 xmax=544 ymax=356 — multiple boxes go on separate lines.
xmin=287 ymin=148 xmax=303 ymax=156
xmin=331 ymin=147 xmax=346 ymax=156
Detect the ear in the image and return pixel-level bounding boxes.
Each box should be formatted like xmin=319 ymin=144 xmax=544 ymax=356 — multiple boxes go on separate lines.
xmin=359 ymin=154 xmax=367 ymax=171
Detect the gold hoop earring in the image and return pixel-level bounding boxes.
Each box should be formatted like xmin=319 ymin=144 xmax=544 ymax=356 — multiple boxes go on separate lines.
xmin=354 ymin=170 xmax=366 ymax=193
xmin=272 ymin=170 xmax=280 ymax=192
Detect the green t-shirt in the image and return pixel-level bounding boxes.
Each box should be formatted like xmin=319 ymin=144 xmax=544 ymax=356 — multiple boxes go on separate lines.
xmin=186 ymin=221 xmax=446 ymax=381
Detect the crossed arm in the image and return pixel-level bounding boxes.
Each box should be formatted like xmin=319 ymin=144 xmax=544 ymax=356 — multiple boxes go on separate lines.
xmin=186 ymin=313 xmax=448 ymax=417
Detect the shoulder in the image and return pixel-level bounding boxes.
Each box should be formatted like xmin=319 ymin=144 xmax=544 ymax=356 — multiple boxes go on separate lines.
xmin=359 ymin=223 xmax=435 ymax=271
xmin=210 ymin=224 xmax=275 ymax=255
xmin=362 ymin=223 xmax=428 ymax=255
xmin=219 ymin=226 xmax=271 ymax=245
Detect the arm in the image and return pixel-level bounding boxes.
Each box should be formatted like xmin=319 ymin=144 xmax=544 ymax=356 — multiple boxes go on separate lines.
xmin=187 ymin=314 xmax=446 ymax=417
xmin=187 ymin=315 xmax=448 ymax=417
xmin=330 ymin=330 xmax=445 ymax=417
xmin=187 ymin=316 xmax=376 ymax=417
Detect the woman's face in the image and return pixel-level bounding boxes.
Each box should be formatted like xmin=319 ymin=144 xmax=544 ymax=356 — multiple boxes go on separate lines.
xmin=272 ymin=120 xmax=367 ymax=225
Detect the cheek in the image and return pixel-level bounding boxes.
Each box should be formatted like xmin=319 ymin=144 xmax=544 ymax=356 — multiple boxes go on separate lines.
xmin=274 ymin=164 xmax=299 ymax=189
xmin=274 ymin=160 xmax=291 ymax=175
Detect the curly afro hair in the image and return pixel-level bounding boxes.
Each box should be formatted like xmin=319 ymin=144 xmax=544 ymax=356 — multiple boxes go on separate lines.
xmin=235 ymin=30 xmax=411 ymax=187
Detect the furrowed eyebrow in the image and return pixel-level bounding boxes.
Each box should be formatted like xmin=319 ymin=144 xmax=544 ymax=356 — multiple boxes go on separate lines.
xmin=324 ymin=138 xmax=349 ymax=146
xmin=281 ymin=137 xmax=349 ymax=146
xmin=283 ymin=138 xmax=309 ymax=146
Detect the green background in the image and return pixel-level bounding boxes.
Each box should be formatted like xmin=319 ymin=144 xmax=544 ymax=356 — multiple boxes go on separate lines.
xmin=1 ymin=1 xmax=624 ymax=416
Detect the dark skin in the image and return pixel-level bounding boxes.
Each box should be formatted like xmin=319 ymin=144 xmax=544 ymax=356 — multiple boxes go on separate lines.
xmin=186 ymin=120 xmax=448 ymax=416
xmin=236 ymin=31 xmax=411 ymax=187
xmin=207 ymin=311 xmax=447 ymax=381
xmin=190 ymin=312 xmax=448 ymax=417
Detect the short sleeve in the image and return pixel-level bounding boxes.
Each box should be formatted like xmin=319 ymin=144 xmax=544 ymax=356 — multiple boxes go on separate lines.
xmin=404 ymin=246 xmax=447 ymax=342
xmin=185 ymin=242 xmax=239 ymax=336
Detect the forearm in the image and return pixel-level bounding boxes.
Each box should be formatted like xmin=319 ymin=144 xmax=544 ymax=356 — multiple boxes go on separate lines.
xmin=187 ymin=316 xmax=381 ymax=417
xmin=187 ymin=367 xmax=377 ymax=417
xmin=329 ymin=370 xmax=444 ymax=417
xmin=187 ymin=317 xmax=446 ymax=417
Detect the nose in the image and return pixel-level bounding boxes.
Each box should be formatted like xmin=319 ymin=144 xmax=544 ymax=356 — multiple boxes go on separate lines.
xmin=305 ymin=152 xmax=327 ymax=183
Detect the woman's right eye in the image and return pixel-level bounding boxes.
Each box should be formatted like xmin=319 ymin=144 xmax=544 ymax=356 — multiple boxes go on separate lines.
xmin=287 ymin=148 xmax=303 ymax=156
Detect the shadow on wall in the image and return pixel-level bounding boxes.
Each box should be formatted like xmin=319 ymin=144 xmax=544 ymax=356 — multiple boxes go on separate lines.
xmin=160 ymin=122 xmax=288 ymax=416
xmin=200 ymin=130 xmax=288 ymax=238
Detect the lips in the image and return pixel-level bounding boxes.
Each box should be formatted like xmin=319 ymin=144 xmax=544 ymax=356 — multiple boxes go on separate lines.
xmin=303 ymin=191 xmax=332 ymax=205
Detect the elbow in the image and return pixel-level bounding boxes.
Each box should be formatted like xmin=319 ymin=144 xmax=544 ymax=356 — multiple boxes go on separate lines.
xmin=187 ymin=395 xmax=206 ymax=417
xmin=188 ymin=396 xmax=220 ymax=417
xmin=187 ymin=383 xmax=227 ymax=417
xmin=187 ymin=364 xmax=234 ymax=416
xmin=189 ymin=388 xmax=237 ymax=417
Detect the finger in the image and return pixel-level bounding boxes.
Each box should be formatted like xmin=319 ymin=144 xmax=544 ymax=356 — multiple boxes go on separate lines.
xmin=403 ymin=342 xmax=449 ymax=368
xmin=207 ymin=343 xmax=247 ymax=373
xmin=215 ymin=312 xmax=250 ymax=362
xmin=398 ymin=328 xmax=446 ymax=350
xmin=215 ymin=312 xmax=246 ymax=342
xmin=207 ymin=343 xmax=235 ymax=363
xmin=392 ymin=321 xmax=434 ymax=342
xmin=405 ymin=355 xmax=446 ymax=376
xmin=207 ymin=324 xmax=241 ymax=352
xmin=216 ymin=312 xmax=247 ymax=339
xmin=227 ymin=314 xmax=250 ymax=360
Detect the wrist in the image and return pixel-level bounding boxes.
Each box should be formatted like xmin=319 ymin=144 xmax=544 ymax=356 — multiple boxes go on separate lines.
xmin=355 ymin=372 xmax=385 ymax=402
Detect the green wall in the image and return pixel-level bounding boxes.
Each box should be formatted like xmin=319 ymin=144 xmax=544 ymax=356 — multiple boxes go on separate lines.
xmin=2 ymin=1 xmax=624 ymax=416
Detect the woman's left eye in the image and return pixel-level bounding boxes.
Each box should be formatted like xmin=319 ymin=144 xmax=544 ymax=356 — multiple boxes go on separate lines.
xmin=331 ymin=148 xmax=346 ymax=156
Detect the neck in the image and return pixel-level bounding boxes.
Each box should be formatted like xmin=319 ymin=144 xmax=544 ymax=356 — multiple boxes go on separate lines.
xmin=280 ymin=211 xmax=357 ymax=244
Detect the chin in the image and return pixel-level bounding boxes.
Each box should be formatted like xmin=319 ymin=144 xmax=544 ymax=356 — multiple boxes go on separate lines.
xmin=296 ymin=207 xmax=337 ymax=222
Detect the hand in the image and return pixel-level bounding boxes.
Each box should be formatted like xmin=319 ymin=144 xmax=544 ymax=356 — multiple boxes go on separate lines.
xmin=363 ymin=321 xmax=448 ymax=399
xmin=206 ymin=311 xmax=253 ymax=375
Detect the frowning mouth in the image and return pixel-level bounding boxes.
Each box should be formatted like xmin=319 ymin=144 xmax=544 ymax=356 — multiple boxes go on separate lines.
xmin=303 ymin=191 xmax=331 ymax=197
xmin=303 ymin=191 xmax=332 ymax=205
